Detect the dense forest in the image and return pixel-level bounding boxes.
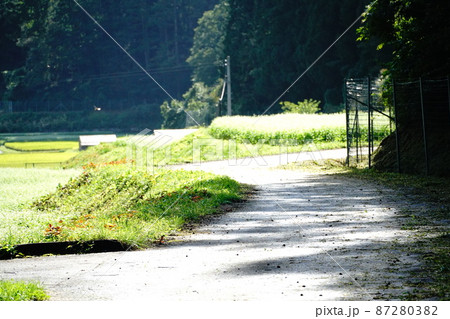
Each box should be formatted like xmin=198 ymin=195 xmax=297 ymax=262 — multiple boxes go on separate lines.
xmin=1 ymin=0 xmax=449 ymax=131
xmin=0 ymin=0 xmax=217 ymax=128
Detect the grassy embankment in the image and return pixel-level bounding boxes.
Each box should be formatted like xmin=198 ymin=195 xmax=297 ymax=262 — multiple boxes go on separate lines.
xmin=0 ymin=280 xmax=49 ymax=301
xmin=280 ymin=159 xmax=450 ymax=300
xmin=0 ymin=165 xmax=241 ymax=257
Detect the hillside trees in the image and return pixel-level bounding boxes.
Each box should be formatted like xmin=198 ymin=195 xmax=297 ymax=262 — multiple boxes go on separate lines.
xmin=0 ymin=0 xmax=27 ymax=99
xmin=1 ymin=0 xmax=217 ymax=110
xmin=161 ymin=1 xmax=228 ymax=128
xmin=358 ymin=0 xmax=450 ymax=78
xmin=224 ymin=0 xmax=385 ymax=115
xmin=358 ymin=0 xmax=450 ymax=176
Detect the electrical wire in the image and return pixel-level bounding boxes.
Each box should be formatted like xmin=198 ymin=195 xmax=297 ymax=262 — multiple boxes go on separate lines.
xmin=73 ymin=0 xmax=200 ymax=125
xmin=256 ymin=0 xmax=379 ymax=119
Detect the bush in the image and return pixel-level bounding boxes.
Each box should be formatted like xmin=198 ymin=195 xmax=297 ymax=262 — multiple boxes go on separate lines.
xmin=280 ymin=99 xmax=321 ymax=114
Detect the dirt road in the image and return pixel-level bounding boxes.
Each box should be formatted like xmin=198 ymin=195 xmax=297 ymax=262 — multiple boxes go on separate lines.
xmin=0 ymin=151 xmax=430 ymax=300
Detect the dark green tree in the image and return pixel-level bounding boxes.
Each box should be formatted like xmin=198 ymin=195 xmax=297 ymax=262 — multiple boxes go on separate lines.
xmin=2 ymin=0 xmax=218 ymax=108
xmin=224 ymin=0 xmax=383 ymax=115
xmin=187 ymin=1 xmax=229 ymax=86
xmin=0 ymin=0 xmax=27 ymax=98
xmin=358 ymin=0 xmax=450 ymax=78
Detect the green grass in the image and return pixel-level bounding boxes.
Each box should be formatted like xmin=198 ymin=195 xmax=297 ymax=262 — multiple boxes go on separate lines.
xmin=66 ymin=128 xmax=347 ymax=168
xmin=64 ymin=114 xmax=354 ymax=168
xmin=209 ymin=114 xmax=348 ymax=144
xmin=0 ymin=168 xmax=80 ymax=212
xmin=0 ymin=165 xmax=242 ymax=254
xmin=4 ymin=141 xmax=78 ymax=152
xmin=0 ymin=280 xmax=49 ymax=301
xmin=0 ymin=151 xmax=78 ymax=167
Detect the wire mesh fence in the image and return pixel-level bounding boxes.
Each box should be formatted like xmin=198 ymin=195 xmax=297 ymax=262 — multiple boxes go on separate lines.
xmin=346 ymin=76 xmax=450 ymax=177
xmin=345 ymin=77 xmax=394 ymax=168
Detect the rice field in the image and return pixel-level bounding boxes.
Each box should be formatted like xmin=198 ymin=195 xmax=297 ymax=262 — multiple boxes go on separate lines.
xmin=209 ymin=113 xmax=390 ymax=144
xmin=0 ymin=167 xmax=76 ymax=252
xmin=0 ymin=151 xmax=78 ymax=167
xmin=0 ymin=168 xmax=80 ymax=212
xmin=0 ymin=135 xmax=81 ymax=167
xmin=4 ymin=141 xmax=78 ymax=152
xmin=212 ymin=113 xmax=346 ymax=132
xmin=209 ymin=113 xmax=348 ymax=144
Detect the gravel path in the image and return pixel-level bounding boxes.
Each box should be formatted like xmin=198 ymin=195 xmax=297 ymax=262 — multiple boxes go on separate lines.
xmin=0 ymin=150 xmax=427 ymax=301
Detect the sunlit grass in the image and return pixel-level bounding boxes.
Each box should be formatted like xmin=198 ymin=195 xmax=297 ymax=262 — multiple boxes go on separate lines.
xmin=0 ymin=280 xmax=49 ymax=301
xmin=209 ymin=114 xmax=347 ymax=143
xmin=5 ymin=141 xmax=78 ymax=151
xmin=0 ymin=165 xmax=242 ymax=253
xmin=0 ymin=151 xmax=78 ymax=167
xmin=0 ymin=168 xmax=80 ymax=212
xmin=213 ymin=113 xmax=346 ymax=131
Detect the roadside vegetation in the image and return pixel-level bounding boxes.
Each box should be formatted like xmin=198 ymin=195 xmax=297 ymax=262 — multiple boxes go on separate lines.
xmin=1 ymin=114 xmax=390 ymax=169
xmin=280 ymin=159 xmax=450 ymax=300
xmin=0 ymin=164 xmax=242 ymax=257
xmin=66 ymin=114 xmax=353 ymax=168
xmin=0 ymin=280 xmax=49 ymax=301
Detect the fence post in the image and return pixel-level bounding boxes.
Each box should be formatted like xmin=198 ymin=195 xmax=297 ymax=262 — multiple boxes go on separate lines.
xmin=419 ymin=77 xmax=429 ymax=176
xmin=447 ymin=76 xmax=450 ymax=124
xmin=345 ymin=79 xmax=350 ymax=166
xmin=367 ymin=76 xmax=372 ymax=169
xmin=392 ymin=79 xmax=401 ymax=173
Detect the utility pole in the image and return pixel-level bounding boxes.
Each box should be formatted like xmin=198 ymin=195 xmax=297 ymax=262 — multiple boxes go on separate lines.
xmin=225 ymin=56 xmax=232 ymax=116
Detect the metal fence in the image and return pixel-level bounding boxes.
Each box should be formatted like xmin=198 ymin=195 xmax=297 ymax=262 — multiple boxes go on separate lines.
xmin=346 ymin=76 xmax=450 ymax=176
xmin=345 ymin=77 xmax=394 ymax=168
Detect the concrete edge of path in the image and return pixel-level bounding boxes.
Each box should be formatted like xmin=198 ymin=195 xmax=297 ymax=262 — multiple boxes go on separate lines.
xmin=0 ymin=240 xmax=129 ymax=260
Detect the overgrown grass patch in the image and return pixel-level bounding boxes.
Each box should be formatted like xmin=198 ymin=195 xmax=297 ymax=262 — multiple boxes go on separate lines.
xmin=0 ymin=165 xmax=242 ymax=256
xmin=0 ymin=280 xmax=49 ymax=301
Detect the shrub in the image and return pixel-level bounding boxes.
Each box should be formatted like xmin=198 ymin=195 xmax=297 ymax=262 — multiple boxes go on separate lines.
xmin=280 ymin=99 xmax=321 ymax=114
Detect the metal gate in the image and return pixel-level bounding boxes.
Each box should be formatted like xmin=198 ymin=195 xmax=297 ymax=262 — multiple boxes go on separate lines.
xmin=345 ymin=77 xmax=395 ymax=168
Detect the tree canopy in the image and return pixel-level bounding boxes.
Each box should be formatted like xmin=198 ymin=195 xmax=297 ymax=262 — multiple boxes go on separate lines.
xmin=223 ymin=0 xmax=386 ymax=114
xmin=3 ymin=0 xmax=446 ymax=130
xmin=358 ymin=0 xmax=450 ymax=79
xmin=0 ymin=0 xmax=217 ymax=108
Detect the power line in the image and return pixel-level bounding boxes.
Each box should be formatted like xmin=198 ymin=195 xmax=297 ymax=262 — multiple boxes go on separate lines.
xmin=73 ymin=0 xmax=176 ymax=101
xmin=73 ymin=0 xmax=201 ymax=126
xmin=256 ymin=0 xmax=378 ymax=119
